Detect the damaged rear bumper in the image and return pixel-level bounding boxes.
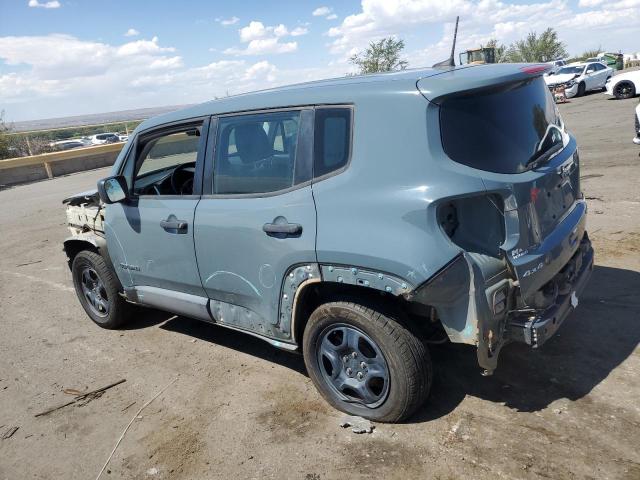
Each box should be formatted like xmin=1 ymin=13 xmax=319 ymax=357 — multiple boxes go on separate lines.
xmin=408 ymin=232 xmax=593 ymax=375
xmin=506 ymin=233 xmax=593 ymax=347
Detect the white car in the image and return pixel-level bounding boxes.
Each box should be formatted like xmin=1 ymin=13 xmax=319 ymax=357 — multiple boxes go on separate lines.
xmin=89 ymin=132 xmax=120 ymax=145
xmin=544 ymin=62 xmax=613 ymax=98
xmin=546 ymin=59 xmax=567 ymax=74
xmin=49 ymin=139 xmax=87 ymax=151
xmin=634 ymin=101 xmax=640 ymax=145
xmin=605 ymin=70 xmax=640 ymax=100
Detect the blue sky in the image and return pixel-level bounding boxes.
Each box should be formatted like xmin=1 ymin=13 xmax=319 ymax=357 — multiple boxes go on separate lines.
xmin=1 ymin=0 xmax=638 ymax=121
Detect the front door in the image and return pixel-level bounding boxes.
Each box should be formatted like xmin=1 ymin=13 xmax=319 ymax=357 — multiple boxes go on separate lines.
xmin=106 ymin=120 xmax=209 ymax=297
xmin=194 ymin=109 xmax=316 ymax=338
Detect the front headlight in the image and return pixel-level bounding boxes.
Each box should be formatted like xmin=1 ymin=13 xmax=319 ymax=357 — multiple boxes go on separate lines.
xmin=565 ymin=80 xmax=576 ymax=88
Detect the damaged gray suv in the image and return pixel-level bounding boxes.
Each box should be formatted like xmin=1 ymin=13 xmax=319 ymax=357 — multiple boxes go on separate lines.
xmin=63 ymin=64 xmax=593 ymax=422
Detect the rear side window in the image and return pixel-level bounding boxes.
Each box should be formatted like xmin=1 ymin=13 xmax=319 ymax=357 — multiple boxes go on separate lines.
xmin=214 ymin=111 xmax=300 ymax=195
xmin=440 ymin=78 xmax=562 ymax=174
xmin=314 ymin=108 xmax=351 ymax=178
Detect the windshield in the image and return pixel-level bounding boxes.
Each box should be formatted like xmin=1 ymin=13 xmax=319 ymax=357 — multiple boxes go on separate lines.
xmin=556 ymin=66 xmax=584 ymax=75
xmin=440 ymin=77 xmax=564 ymax=174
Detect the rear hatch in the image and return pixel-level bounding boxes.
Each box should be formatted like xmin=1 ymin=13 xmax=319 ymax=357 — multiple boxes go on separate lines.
xmin=418 ymin=65 xmax=585 ymax=303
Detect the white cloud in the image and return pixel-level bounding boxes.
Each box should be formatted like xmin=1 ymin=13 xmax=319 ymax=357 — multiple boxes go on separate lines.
xmin=225 ymin=38 xmax=297 ymax=56
xmin=217 ymin=16 xmax=240 ymax=26
xmin=0 ymin=33 xmax=317 ymax=120
xmin=124 ymin=28 xmax=140 ymax=37
xmin=116 ymin=36 xmax=175 ymax=56
xmin=313 ymin=6 xmax=333 ymax=16
xmin=320 ymin=0 xmax=640 ymax=68
xmin=243 ymin=60 xmax=277 ymax=81
xmin=239 ymin=21 xmax=289 ymax=42
xmin=578 ymin=0 xmax=604 ymax=5
xmin=28 ymin=0 xmax=60 ymax=8
xmin=226 ymin=20 xmax=300 ymax=56
xmin=326 ymin=13 xmax=338 ymax=20
xmin=290 ymin=26 xmax=309 ymax=36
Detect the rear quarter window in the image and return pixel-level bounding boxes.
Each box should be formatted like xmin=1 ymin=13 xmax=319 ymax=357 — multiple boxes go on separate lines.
xmin=314 ymin=108 xmax=352 ymax=178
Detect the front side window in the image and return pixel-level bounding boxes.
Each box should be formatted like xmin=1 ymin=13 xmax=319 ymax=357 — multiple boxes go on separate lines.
xmin=132 ymin=123 xmax=203 ymax=196
xmin=313 ymin=108 xmax=352 ymax=178
xmin=214 ymin=111 xmax=300 ymax=195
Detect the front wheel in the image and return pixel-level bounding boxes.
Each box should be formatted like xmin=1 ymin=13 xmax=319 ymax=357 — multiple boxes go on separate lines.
xmin=576 ymin=82 xmax=586 ymax=97
xmin=303 ymin=301 xmax=431 ymax=422
xmin=72 ymin=250 xmax=132 ymax=329
xmin=614 ymin=81 xmax=636 ymax=99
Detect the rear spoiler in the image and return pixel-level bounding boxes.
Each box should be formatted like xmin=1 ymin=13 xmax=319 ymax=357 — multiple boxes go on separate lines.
xmin=417 ymin=63 xmax=552 ymax=104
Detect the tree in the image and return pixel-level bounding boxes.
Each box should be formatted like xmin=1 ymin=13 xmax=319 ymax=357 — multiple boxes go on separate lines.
xmin=483 ymin=39 xmax=507 ymax=63
xmin=0 ymin=111 xmax=12 ymax=160
xmin=350 ymin=37 xmax=408 ymax=74
xmin=504 ymin=28 xmax=568 ymax=63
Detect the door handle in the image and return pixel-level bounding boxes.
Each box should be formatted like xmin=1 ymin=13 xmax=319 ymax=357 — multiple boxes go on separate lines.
xmin=160 ymin=217 xmax=188 ymax=233
xmin=263 ymin=222 xmax=302 ymax=236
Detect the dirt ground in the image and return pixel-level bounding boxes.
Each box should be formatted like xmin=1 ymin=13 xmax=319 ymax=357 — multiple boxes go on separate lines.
xmin=1 ymin=91 xmax=639 ymax=480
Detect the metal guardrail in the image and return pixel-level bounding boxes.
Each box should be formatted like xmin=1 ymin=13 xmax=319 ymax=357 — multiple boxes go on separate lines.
xmin=0 ymin=143 xmax=123 ymax=179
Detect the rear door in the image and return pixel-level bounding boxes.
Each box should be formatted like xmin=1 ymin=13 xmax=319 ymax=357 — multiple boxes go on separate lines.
xmin=105 ymin=120 xmax=208 ymax=297
xmin=193 ymin=109 xmax=316 ymax=337
xmin=584 ymin=63 xmax=605 ymax=90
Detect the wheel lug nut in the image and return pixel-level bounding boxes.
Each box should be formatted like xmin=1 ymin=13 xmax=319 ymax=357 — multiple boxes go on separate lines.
xmin=343 ymin=356 xmax=349 ymax=363
xmin=360 ymin=362 xmax=366 ymax=369
xmin=352 ymin=352 xmax=358 ymax=358
xmin=357 ymin=372 xmax=364 ymax=380
xmin=346 ymin=368 xmax=353 ymax=376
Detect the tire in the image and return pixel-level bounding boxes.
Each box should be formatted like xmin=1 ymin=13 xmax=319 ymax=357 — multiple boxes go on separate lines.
xmin=71 ymin=250 xmax=131 ymax=329
xmin=302 ymin=301 xmax=431 ymax=422
xmin=576 ymin=82 xmax=586 ymax=97
xmin=613 ymin=81 xmax=636 ymax=100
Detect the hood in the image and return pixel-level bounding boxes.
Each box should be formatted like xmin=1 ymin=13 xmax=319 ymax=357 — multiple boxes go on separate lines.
xmin=62 ymin=189 xmax=99 ymax=206
xmin=544 ymin=73 xmax=577 ymax=85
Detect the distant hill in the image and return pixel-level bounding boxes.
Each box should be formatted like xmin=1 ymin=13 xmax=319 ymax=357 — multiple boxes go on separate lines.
xmin=10 ymin=105 xmax=193 ymax=132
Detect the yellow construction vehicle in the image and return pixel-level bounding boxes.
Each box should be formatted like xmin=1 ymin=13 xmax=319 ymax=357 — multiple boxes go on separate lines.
xmin=459 ymin=47 xmax=496 ymax=65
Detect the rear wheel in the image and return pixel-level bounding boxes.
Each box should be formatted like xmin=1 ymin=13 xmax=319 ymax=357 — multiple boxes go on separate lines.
xmin=303 ymin=301 xmax=431 ymax=422
xmin=614 ymin=81 xmax=636 ymax=99
xmin=72 ymin=250 xmax=131 ymax=329
xmin=576 ymin=82 xmax=586 ymax=97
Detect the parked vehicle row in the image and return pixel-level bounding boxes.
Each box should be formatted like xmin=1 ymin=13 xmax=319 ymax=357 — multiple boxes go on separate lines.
xmin=62 ymin=63 xmax=593 ymax=422
xmin=544 ymin=61 xmax=613 ymax=98
xmin=48 ymin=132 xmax=129 ymax=152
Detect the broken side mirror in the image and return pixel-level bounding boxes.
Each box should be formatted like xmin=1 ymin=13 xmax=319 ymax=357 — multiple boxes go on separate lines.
xmin=97 ymin=175 xmax=129 ymax=204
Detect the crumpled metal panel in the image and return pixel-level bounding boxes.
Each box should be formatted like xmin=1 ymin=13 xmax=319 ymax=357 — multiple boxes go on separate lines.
xmin=279 ymin=263 xmax=321 ymax=337
xmin=319 ymin=265 xmax=413 ymax=296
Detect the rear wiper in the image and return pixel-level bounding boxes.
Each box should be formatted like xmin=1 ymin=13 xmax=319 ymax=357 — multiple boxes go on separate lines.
xmin=525 ymin=143 xmax=563 ymax=170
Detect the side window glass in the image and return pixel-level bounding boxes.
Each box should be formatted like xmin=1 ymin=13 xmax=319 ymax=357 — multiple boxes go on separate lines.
xmin=133 ymin=124 xmax=202 ymax=196
xmin=314 ymin=108 xmax=352 ymax=178
xmin=214 ymin=111 xmax=300 ymax=195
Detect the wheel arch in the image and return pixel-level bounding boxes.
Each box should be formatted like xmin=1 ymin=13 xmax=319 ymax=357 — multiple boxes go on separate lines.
xmin=63 ymin=233 xmax=122 ymax=290
xmin=291 ymin=281 xmax=409 ymax=347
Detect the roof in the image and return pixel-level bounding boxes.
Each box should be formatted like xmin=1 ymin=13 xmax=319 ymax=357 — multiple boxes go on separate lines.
xmin=137 ymin=63 xmax=547 ymax=131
